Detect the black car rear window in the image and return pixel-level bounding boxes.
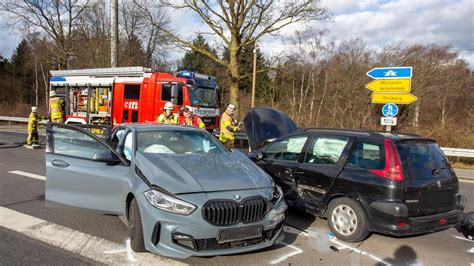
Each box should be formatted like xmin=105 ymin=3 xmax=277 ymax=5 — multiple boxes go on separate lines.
xmin=396 ymin=140 xmax=452 ymax=180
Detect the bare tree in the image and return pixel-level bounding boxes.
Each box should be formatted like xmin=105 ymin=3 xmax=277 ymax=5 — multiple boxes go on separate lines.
xmin=161 ymin=0 xmax=330 ymax=115
xmin=1 ymin=0 xmax=90 ymax=69
xmin=121 ymin=0 xmax=170 ymax=67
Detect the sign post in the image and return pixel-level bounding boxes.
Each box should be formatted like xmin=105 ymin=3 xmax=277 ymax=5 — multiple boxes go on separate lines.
xmin=366 ymin=67 xmax=416 ymax=132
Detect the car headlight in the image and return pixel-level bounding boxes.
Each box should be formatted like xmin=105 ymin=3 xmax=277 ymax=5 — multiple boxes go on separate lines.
xmin=144 ymin=190 xmax=196 ymax=215
xmin=271 ymin=185 xmax=283 ymax=205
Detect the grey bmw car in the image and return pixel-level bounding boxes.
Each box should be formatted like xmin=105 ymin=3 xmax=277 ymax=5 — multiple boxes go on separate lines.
xmin=44 ymin=123 xmax=287 ymax=258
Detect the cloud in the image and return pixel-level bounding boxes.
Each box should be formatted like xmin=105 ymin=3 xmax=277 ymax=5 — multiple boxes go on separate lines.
xmin=0 ymin=16 xmax=22 ymax=59
xmin=0 ymin=0 xmax=472 ymax=69
xmin=313 ymin=0 xmax=474 ymax=66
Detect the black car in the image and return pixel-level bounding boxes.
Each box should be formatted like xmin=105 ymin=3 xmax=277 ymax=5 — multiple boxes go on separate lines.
xmin=245 ymin=108 xmax=466 ymax=242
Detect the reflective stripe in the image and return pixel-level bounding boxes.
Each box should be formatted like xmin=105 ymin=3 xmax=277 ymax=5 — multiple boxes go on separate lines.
xmin=28 ymin=113 xmax=39 ymax=131
xmin=179 ymin=115 xmax=205 ymax=128
xmin=49 ymin=97 xmax=63 ymax=119
xmin=219 ymin=112 xmax=236 ymax=142
xmin=157 ymin=113 xmax=178 ymax=124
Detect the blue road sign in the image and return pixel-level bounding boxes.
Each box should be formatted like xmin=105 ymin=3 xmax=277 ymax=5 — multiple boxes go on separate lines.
xmin=382 ymin=103 xmax=398 ymax=118
xmin=367 ymin=67 xmax=412 ymax=79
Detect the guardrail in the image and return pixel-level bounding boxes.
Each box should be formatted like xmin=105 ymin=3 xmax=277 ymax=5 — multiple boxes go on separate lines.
xmin=0 ymin=116 xmax=48 ymax=124
xmin=441 ymin=148 xmax=474 ymax=158
xmin=2 ymin=116 xmax=473 ymax=158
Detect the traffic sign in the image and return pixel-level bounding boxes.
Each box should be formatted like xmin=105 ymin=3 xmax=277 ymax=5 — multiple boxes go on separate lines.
xmin=381 ymin=117 xmax=397 ymax=126
xmin=372 ymin=93 xmax=418 ymax=104
xmin=366 ymin=79 xmax=411 ymax=93
xmin=367 ymin=67 xmax=412 ymax=79
xmin=382 ymin=103 xmax=398 ymax=117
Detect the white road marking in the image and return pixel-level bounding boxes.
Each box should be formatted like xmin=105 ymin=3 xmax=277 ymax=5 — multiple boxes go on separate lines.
xmin=329 ymin=238 xmax=390 ymax=265
xmin=8 ymin=170 xmax=46 ymax=181
xmin=285 ymin=225 xmax=388 ymax=264
xmin=459 ymin=179 xmax=474 ymax=184
xmin=453 ymin=235 xmax=474 ymax=242
xmin=269 ymin=243 xmax=303 ymax=264
xmin=0 ymin=207 xmax=185 ymax=265
xmin=468 ymin=247 xmax=474 ymax=253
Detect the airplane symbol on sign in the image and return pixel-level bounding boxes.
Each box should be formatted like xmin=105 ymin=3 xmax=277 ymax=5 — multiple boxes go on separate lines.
xmin=384 ymin=70 xmax=397 ymax=77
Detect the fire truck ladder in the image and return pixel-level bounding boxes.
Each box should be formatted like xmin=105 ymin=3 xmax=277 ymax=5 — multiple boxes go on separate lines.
xmin=50 ymin=66 xmax=153 ymax=77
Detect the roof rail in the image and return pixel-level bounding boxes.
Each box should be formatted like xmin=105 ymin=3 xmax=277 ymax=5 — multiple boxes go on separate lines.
xmin=50 ymin=67 xmax=152 ymax=77
xmin=305 ymin=128 xmax=381 ymax=137
xmin=306 ymin=128 xmax=421 ymax=137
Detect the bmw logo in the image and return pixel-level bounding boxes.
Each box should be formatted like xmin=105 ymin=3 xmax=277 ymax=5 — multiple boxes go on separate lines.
xmin=233 ymin=194 xmax=241 ymax=200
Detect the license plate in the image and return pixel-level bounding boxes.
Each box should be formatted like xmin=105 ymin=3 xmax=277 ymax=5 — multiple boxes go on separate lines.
xmin=218 ymin=225 xmax=263 ymax=243
xmin=194 ymin=108 xmax=215 ymax=116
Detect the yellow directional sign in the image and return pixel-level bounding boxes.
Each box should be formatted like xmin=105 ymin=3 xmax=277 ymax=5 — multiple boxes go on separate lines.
xmin=371 ymin=93 xmax=418 ymax=104
xmin=366 ymin=78 xmax=411 ymax=92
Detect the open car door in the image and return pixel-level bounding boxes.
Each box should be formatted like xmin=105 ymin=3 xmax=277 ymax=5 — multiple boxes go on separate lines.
xmin=45 ymin=123 xmax=128 ymax=215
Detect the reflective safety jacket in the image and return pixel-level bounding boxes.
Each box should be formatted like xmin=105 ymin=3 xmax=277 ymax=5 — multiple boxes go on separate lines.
xmin=219 ymin=111 xmax=238 ymax=142
xmin=28 ymin=112 xmax=44 ymax=132
xmin=157 ymin=113 xmax=179 ymax=124
xmin=179 ymin=115 xmax=205 ymax=128
xmin=49 ymin=97 xmax=63 ymax=120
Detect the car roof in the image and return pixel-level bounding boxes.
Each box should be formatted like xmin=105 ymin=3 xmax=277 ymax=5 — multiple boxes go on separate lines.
xmin=299 ymin=128 xmax=427 ymax=141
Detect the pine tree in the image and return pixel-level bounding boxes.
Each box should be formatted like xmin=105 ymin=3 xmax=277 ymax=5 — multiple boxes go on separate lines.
xmin=180 ymin=35 xmax=219 ymax=76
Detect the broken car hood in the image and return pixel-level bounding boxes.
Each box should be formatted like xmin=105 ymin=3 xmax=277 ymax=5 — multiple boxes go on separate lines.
xmin=135 ymin=151 xmax=273 ymax=194
xmin=244 ymin=108 xmax=298 ymax=151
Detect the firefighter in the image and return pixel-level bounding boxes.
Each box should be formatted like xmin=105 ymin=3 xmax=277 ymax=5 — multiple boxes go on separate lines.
xmin=49 ymin=90 xmax=64 ymax=123
xmin=157 ymin=102 xmax=179 ymax=124
xmin=179 ymin=106 xmax=205 ymax=128
xmin=25 ymin=107 xmax=44 ymax=149
xmin=219 ymin=104 xmax=241 ymax=149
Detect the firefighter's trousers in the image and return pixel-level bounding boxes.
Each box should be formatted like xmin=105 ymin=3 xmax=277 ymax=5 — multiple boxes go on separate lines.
xmin=27 ymin=130 xmax=39 ymax=145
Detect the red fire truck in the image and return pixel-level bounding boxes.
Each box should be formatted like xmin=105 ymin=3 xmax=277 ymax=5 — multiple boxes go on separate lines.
xmin=49 ymin=67 xmax=220 ymax=130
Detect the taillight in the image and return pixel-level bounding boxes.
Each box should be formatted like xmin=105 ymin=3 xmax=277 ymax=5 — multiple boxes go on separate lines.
xmin=397 ymin=222 xmax=409 ymax=228
xmin=369 ymin=139 xmax=405 ymax=182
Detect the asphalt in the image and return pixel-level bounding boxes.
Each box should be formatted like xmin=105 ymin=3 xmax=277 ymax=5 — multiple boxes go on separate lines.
xmin=0 ymin=130 xmax=473 ymax=265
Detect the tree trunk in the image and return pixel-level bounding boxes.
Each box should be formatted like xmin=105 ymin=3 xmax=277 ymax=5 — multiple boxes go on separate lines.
xmin=40 ymin=63 xmax=49 ymax=110
xmin=34 ymin=58 xmax=39 ymax=108
xmin=228 ymin=40 xmax=240 ymax=118
xmin=308 ymin=71 xmax=316 ymax=126
xmin=412 ymin=102 xmax=419 ymax=128
xmin=441 ymin=95 xmax=447 ymax=129
xmin=297 ymin=71 xmax=305 ymax=125
xmin=316 ymin=71 xmax=328 ymax=128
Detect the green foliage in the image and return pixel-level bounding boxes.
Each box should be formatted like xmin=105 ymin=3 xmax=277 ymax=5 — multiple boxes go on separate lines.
xmin=180 ymin=34 xmax=220 ymax=76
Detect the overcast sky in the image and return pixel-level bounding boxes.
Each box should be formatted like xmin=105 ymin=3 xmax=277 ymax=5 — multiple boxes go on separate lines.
xmin=1 ymin=0 xmax=473 ymax=67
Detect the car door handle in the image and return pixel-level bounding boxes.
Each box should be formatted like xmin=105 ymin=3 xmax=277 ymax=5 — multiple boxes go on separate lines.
xmin=51 ymin=159 xmax=69 ymax=168
xmin=284 ymin=168 xmax=304 ymax=175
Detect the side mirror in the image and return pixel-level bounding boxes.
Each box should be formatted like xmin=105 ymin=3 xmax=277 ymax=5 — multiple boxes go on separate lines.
xmin=92 ymin=150 xmax=122 ymax=163
xmin=171 ymin=84 xmax=179 ymax=98
xmin=256 ymin=151 xmax=264 ymax=161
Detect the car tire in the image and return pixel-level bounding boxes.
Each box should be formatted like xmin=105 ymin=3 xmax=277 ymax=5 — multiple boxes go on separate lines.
xmin=327 ymin=197 xmax=370 ymax=242
xmin=129 ymin=198 xmax=146 ymax=252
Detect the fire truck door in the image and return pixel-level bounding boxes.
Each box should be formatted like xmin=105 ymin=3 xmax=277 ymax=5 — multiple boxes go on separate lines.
xmin=122 ymin=84 xmax=141 ymax=123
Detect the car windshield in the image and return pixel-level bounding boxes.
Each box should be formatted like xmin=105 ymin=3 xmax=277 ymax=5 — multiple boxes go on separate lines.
xmin=137 ymin=130 xmax=227 ymax=154
xmin=189 ymin=86 xmax=217 ymax=107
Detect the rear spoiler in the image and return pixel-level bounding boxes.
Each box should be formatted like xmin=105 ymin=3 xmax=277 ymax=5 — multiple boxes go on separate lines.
xmin=392 ymin=137 xmax=436 ymax=143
